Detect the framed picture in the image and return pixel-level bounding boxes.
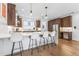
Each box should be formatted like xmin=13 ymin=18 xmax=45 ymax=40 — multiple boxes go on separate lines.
xmin=2 ymin=3 xmax=6 ymax=17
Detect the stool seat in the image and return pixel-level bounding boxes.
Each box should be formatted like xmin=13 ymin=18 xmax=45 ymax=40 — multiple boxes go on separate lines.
xmin=10 ymin=32 xmax=23 ymax=42
xmin=42 ymin=32 xmax=49 ymax=48
xmin=10 ymin=32 xmax=23 ymax=56
xmin=49 ymin=31 xmax=56 ymax=46
xmin=43 ymin=32 xmax=49 ymax=37
xmin=28 ymin=32 xmax=40 ymax=55
xmin=31 ymin=32 xmax=40 ymax=40
xmin=50 ymin=31 xmax=56 ymax=37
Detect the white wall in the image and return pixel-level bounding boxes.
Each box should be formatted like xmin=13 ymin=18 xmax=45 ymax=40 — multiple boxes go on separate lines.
xmin=72 ymin=13 xmax=79 ymax=41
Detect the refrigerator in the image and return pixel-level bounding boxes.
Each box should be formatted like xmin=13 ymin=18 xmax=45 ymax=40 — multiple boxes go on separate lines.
xmin=52 ymin=24 xmax=59 ymax=44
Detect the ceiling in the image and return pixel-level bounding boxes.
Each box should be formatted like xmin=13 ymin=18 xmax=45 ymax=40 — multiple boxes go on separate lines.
xmin=15 ymin=3 xmax=79 ymax=20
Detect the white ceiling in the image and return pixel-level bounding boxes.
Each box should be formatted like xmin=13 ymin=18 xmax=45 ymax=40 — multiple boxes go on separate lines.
xmin=15 ymin=3 xmax=79 ymax=20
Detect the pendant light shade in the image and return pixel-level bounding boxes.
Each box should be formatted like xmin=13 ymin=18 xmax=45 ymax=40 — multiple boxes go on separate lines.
xmin=30 ymin=3 xmax=32 ymax=16
xmin=45 ymin=6 xmax=48 ymax=19
xmin=30 ymin=10 xmax=32 ymax=16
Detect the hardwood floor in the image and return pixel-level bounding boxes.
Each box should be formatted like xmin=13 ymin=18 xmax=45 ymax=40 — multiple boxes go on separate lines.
xmin=12 ymin=39 xmax=79 ymax=56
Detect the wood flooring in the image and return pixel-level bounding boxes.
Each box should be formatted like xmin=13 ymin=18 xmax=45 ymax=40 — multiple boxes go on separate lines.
xmin=11 ymin=39 xmax=79 ymax=56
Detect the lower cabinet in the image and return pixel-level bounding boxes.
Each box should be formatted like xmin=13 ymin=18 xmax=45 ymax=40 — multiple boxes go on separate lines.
xmin=60 ymin=32 xmax=72 ymax=40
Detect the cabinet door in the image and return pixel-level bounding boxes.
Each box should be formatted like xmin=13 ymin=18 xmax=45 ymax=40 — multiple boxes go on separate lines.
xmin=48 ymin=20 xmax=55 ymax=31
xmin=62 ymin=16 xmax=72 ymax=27
xmin=55 ymin=18 xmax=61 ymax=25
xmin=36 ymin=20 xmax=40 ymax=28
xmin=7 ymin=3 xmax=16 ymax=26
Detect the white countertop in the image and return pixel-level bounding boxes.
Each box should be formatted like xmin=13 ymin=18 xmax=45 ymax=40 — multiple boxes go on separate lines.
xmin=0 ymin=33 xmax=11 ymax=39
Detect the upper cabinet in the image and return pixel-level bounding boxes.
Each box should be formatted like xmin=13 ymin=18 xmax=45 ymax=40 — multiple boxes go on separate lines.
xmin=36 ymin=20 xmax=40 ymax=28
xmin=61 ymin=16 xmax=72 ymax=27
xmin=7 ymin=3 xmax=16 ymax=26
xmin=55 ymin=18 xmax=61 ymax=25
xmin=48 ymin=18 xmax=61 ymax=31
xmin=48 ymin=16 xmax=72 ymax=31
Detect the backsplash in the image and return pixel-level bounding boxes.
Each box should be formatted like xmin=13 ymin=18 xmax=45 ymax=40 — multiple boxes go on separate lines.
xmin=60 ymin=27 xmax=72 ymax=32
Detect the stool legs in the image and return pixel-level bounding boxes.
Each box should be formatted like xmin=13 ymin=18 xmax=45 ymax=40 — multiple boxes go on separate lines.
xmin=28 ymin=38 xmax=39 ymax=55
xmin=20 ymin=41 xmax=23 ymax=52
xmin=50 ymin=36 xmax=56 ymax=47
xmin=53 ymin=36 xmax=56 ymax=46
xmin=11 ymin=42 xmax=15 ymax=56
xmin=11 ymin=41 xmax=23 ymax=56
xmin=43 ymin=37 xmax=46 ymax=49
xmin=28 ymin=38 xmax=32 ymax=55
xmin=28 ymin=38 xmax=31 ymax=50
xmin=46 ymin=38 xmax=49 ymax=48
xmin=31 ymin=39 xmax=33 ymax=55
xmin=50 ymin=36 xmax=53 ymax=46
xmin=35 ymin=39 xmax=39 ymax=53
xmin=39 ymin=38 xmax=42 ymax=46
xmin=28 ymin=38 xmax=33 ymax=55
xmin=19 ymin=41 xmax=22 ymax=56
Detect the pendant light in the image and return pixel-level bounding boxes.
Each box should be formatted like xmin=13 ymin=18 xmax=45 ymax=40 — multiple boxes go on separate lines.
xmin=45 ymin=6 xmax=48 ymax=19
xmin=30 ymin=3 xmax=32 ymax=16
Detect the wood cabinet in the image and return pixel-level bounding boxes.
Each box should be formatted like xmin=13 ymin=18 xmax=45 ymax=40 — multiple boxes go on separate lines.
xmin=48 ymin=18 xmax=61 ymax=31
xmin=48 ymin=16 xmax=72 ymax=31
xmin=48 ymin=20 xmax=53 ymax=31
xmin=61 ymin=16 xmax=72 ymax=27
xmin=60 ymin=32 xmax=72 ymax=40
xmin=7 ymin=3 xmax=16 ymax=26
xmin=36 ymin=20 xmax=40 ymax=28
xmin=60 ymin=16 xmax=72 ymax=39
xmin=48 ymin=16 xmax=72 ymax=39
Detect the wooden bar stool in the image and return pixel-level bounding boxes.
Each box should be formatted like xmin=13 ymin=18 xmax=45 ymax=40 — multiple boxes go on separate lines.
xmin=39 ymin=33 xmax=43 ymax=46
xmin=39 ymin=32 xmax=49 ymax=49
xmin=49 ymin=31 xmax=56 ymax=46
xmin=10 ymin=32 xmax=23 ymax=56
xmin=28 ymin=32 xmax=39 ymax=55
xmin=43 ymin=32 xmax=50 ymax=48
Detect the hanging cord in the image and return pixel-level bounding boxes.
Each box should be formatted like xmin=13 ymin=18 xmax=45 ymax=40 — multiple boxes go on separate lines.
xmin=30 ymin=3 xmax=32 ymax=14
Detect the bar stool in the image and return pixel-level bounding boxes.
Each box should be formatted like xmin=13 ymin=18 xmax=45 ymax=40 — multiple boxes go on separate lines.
xmin=39 ymin=32 xmax=49 ymax=49
xmin=49 ymin=31 xmax=56 ymax=46
xmin=43 ymin=32 xmax=50 ymax=48
xmin=39 ymin=32 xmax=43 ymax=46
xmin=28 ymin=32 xmax=39 ymax=55
xmin=10 ymin=32 xmax=23 ymax=56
